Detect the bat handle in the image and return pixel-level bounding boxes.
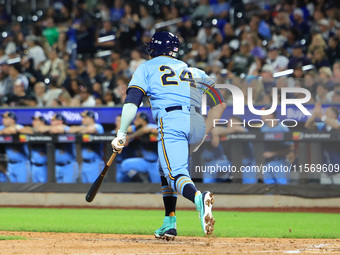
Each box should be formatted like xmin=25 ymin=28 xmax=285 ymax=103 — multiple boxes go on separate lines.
xmin=107 ymin=152 xmax=116 ymax=166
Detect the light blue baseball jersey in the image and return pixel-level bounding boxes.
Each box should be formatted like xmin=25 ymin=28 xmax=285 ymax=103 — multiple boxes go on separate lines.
xmin=0 ymin=124 xmax=30 ymax=183
xmin=81 ymin=123 xmax=105 ymax=159
xmin=128 ymin=56 xmax=215 ymax=120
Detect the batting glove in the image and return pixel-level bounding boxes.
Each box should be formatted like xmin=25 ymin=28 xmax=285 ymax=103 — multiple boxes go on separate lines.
xmin=111 ymin=130 xmax=126 ymax=154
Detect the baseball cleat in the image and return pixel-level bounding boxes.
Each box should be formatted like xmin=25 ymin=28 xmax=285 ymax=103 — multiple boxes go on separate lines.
xmin=195 ymin=191 xmax=215 ymax=235
xmin=154 ymin=216 xmax=177 ymax=240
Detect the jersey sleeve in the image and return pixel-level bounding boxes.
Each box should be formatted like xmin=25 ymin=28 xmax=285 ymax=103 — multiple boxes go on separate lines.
xmin=128 ymin=63 xmax=148 ymax=95
xmin=95 ymin=124 xmax=104 ymax=134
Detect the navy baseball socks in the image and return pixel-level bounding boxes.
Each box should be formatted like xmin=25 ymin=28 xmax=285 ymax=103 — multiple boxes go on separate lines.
xmin=155 ymin=177 xmax=178 ymax=240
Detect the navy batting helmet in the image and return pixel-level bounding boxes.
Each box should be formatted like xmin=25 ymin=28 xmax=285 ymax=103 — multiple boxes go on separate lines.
xmin=146 ymin=31 xmax=180 ymax=58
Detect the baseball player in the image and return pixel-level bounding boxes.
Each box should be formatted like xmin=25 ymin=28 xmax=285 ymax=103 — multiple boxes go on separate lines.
xmin=111 ymin=31 xmax=226 ymax=239
xmin=210 ymin=116 xmax=257 ymax=184
xmin=0 ymin=154 xmax=9 ymax=182
xmin=261 ymin=108 xmax=293 ymax=184
xmin=50 ymin=113 xmax=78 ymax=183
xmin=19 ymin=116 xmax=50 ymax=183
xmin=0 ymin=111 xmax=30 ymax=182
xmin=305 ymin=103 xmax=340 ymax=184
xmin=121 ymin=112 xmax=159 ymax=183
xmin=68 ymin=110 xmax=104 ymax=183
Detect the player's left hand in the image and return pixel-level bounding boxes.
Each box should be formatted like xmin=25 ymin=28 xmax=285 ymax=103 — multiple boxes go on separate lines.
xmin=111 ymin=131 xmax=126 ymax=154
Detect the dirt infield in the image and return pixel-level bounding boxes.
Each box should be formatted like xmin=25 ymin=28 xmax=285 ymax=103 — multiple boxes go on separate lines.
xmin=1 ymin=231 xmax=339 ymax=255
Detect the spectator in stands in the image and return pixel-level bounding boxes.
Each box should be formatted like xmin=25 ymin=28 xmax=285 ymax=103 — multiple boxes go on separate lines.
xmin=266 ymin=45 xmax=289 ymax=72
xmin=209 ymin=0 xmax=229 ymax=19
xmin=4 ymin=78 xmax=33 ymax=107
xmin=308 ymin=33 xmax=327 ymax=57
xmin=49 ymin=113 xmax=78 ymax=183
xmin=218 ymin=44 xmax=233 ymax=69
xmin=57 ymin=90 xmax=73 ymax=107
xmin=110 ymin=0 xmax=124 ymax=23
xmin=103 ymin=90 xmax=115 ymax=106
xmin=22 ymin=57 xmax=44 ymax=89
xmin=25 ymin=35 xmax=46 ymax=70
xmin=128 ymin=49 xmax=146 ymax=75
xmin=102 ymin=66 xmax=116 ymax=93
xmin=139 ymin=5 xmax=155 ymax=31
xmin=273 ymin=10 xmax=291 ymax=28
xmin=228 ymin=40 xmax=255 ymax=76
xmin=75 ymin=18 xmax=96 ymax=57
xmin=191 ymin=0 xmax=212 ymax=21
xmin=248 ymin=33 xmax=266 ymax=60
xmin=68 ymin=110 xmax=104 ymax=183
xmin=222 ymin=23 xmax=237 ymax=45
xmin=312 ymin=47 xmax=330 ymax=70
xmin=0 ymin=112 xmax=30 ymax=183
xmin=260 ymin=108 xmax=293 ymax=185
xmin=333 ymin=61 xmax=340 ymax=82
xmin=310 ymin=9 xmax=325 ymax=33
xmin=304 ymin=70 xmax=318 ymax=96
xmin=19 ymin=116 xmax=50 ymax=183
xmin=33 ymin=82 xmax=46 ymax=107
xmin=304 ymin=103 xmax=340 ymax=185
xmin=40 ymin=48 xmax=66 ymax=87
xmin=319 ymin=66 xmax=334 ymax=90
xmin=292 ymin=8 xmax=310 ymax=36
xmin=260 ymin=64 xmax=276 ymax=95
xmin=75 ymin=58 xmax=90 ymax=85
xmin=96 ymin=20 xmax=116 ymax=51
xmin=113 ymin=76 xmax=128 ymax=106
xmin=3 ymin=62 xmax=29 ymax=96
xmin=86 ymin=59 xmax=103 ymax=95
xmin=116 ymin=3 xmax=142 ymax=52
xmin=79 ymin=85 xmax=96 ymax=107
xmin=43 ymin=78 xmax=63 ymax=107
xmin=197 ymin=21 xmax=219 ymax=45
xmin=318 ymin=19 xmax=334 ymax=42
xmin=326 ymin=36 xmax=340 ymax=67
xmin=122 ymin=112 xmax=159 ymax=183
xmin=42 ymin=17 xmax=59 ymax=47
xmin=288 ymin=42 xmax=311 ymax=69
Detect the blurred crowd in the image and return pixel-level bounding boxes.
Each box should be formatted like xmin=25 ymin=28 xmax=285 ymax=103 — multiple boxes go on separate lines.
xmin=0 ymin=0 xmax=340 ymax=108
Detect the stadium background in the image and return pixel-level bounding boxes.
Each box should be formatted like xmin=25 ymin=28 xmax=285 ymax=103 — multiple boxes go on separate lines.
xmin=0 ymin=0 xmax=340 ymax=208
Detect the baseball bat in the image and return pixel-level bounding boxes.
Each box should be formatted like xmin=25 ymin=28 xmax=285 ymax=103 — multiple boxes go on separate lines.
xmin=85 ymin=140 xmax=124 ymax=202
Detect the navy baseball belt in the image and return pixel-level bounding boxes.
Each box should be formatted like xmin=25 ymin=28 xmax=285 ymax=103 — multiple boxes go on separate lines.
xmin=165 ymin=105 xmax=200 ymax=113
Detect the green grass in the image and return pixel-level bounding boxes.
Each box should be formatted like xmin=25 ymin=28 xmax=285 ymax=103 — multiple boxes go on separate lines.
xmin=0 ymin=235 xmax=27 ymax=240
xmin=0 ymin=208 xmax=339 ymax=238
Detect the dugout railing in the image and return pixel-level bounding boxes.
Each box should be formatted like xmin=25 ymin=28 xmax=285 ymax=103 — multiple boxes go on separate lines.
xmin=0 ymin=132 xmax=340 ymax=199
